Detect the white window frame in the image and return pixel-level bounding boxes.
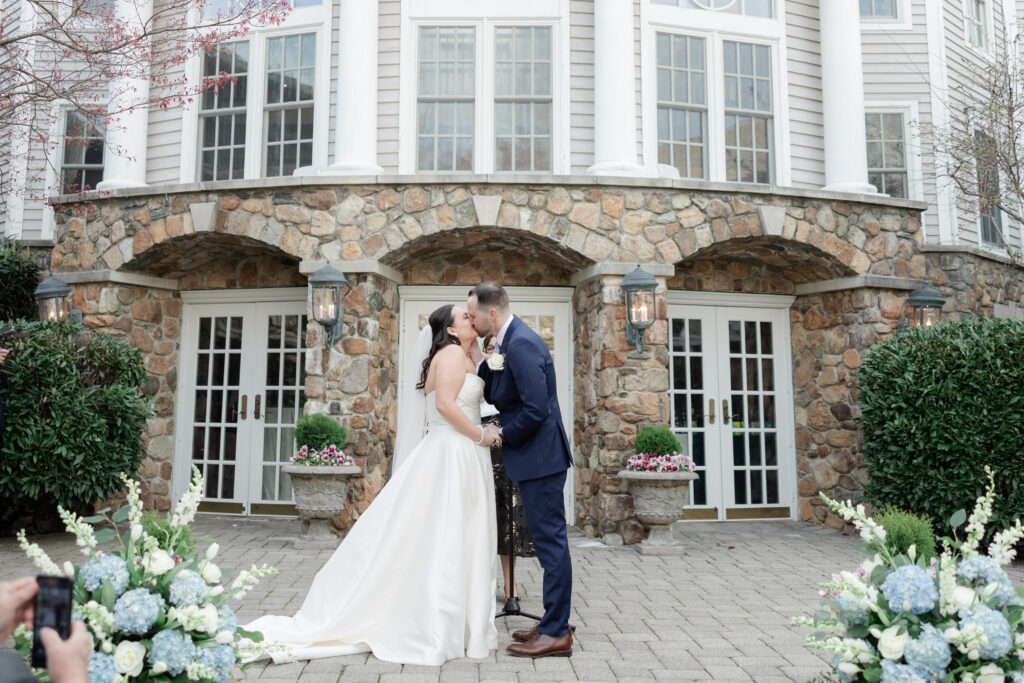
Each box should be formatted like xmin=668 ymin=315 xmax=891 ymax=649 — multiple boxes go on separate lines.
xmin=642 ymin=2 xmax=790 ymax=184
xmin=180 ymin=3 xmax=332 ymax=183
xmin=860 ymin=0 xmax=913 ymax=32
xmin=970 ymin=128 xmax=1009 ymax=253
xmin=398 ymin=0 xmax=570 ymax=175
xmin=962 ymin=0 xmax=995 ymax=56
xmin=863 ymin=101 xmax=923 ymax=202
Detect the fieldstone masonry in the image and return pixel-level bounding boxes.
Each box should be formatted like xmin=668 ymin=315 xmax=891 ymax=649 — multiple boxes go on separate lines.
xmin=44 ymin=179 xmax=1024 ymax=536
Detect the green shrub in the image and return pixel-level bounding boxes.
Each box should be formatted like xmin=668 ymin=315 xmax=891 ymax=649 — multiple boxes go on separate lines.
xmin=0 ymin=237 xmax=40 ymax=321
xmin=874 ymin=507 xmax=936 ymax=562
xmin=0 ymin=320 xmax=152 ymax=532
xmin=858 ymin=318 xmax=1024 ymax=543
xmin=633 ymin=425 xmax=682 ymax=455
xmin=294 ymin=413 xmax=347 ymax=451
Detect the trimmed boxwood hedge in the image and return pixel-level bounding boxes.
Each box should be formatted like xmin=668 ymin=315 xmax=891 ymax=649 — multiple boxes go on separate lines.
xmin=858 ymin=318 xmax=1024 ymax=543
xmin=0 ymin=320 xmax=152 ymax=533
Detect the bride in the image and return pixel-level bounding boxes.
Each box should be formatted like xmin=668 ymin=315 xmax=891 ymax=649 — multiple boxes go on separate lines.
xmin=244 ymin=304 xmax=499 ymax=666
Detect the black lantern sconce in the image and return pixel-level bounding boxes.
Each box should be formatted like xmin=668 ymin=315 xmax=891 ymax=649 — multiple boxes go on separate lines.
xmin=897 ymin=285 xmax=946 ymax=331
xmin=34 ymin=275 xmax=82 ymax=323
xmin=620 ymin=265 xmax=658 ymax=355
xmin=309 ymin=264 xmax=350 ymax=349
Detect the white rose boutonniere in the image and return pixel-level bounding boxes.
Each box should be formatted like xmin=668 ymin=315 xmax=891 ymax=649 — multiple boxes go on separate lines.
xmin=487 ymin=353 xmax=505 ymax=372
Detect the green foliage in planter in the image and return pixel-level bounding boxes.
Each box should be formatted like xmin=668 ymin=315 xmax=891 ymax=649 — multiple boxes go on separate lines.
xmin=0 ymin=236 xmax=41 ymax=321
xmin=858 ymin=318 xmax=1024 ymax=544
xmin=0 ymin=320 xmax=152 ymax=531
xmin=633 ymin=425 xmax=682 ymax=456
xmin=294 ymin=413 xmax=347 ymax=451
xmin=874 ymin=507 xmax=936 ymax=563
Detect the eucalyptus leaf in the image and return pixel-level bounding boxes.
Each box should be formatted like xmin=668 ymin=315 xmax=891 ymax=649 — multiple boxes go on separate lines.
xmin=111 ymin=506 xmax=131 ymax=523
xmin=93 ymin=528 xmax=117 ymax=544
xmin=237 ymin=628 xmax=264 ymax=643
xmin=948 ymin=509 xmax=967 ymax=529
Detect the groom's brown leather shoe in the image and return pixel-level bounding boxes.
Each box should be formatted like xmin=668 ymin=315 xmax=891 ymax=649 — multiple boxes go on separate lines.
xmin=506 ymin=633 xmax=572 ymax=658
xmin=511 ymin=625 xmax=538 ymax=643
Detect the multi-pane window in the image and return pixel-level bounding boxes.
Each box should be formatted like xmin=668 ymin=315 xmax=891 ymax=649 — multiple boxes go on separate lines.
xmin=656 ymin=33 xmax=707 ymax=179
xmin=61 ymin=112 xmax=104 ymax=193
xmin=199 ymin=42 xmax=248 ymax=181
xmin=965 ymin=0 xmax=987 ymax=49
xmin=203 ymin=0 xmax=319 ymax=20
xmin=723 ymin=41 xmax=773 ymax=184
xmin=975 ymin=131 xmax=1003 ymax=246
xmin=865 ymin=113 xmax=907 ymax=199
xmin=859 ymin=0 xmax=897 ymax=18
xmin=265 ymin=33 xmax=316 ymax=177
xmin=494 ymin=27 xmax=552 ymax=172
xmin=417 ymin=27 xmax=476 ymax=172
xmin=652 ymin=0 xmax=772 ymax=18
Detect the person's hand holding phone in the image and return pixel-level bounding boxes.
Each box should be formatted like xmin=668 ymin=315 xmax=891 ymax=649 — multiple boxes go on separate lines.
xmin=0 ymin=576 xmax=37 ymax=641
xmin=39 ymin=621 xmax=91 ymax=683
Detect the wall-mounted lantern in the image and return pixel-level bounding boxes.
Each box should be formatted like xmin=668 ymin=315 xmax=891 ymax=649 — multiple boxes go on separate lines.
xmin=309 ymin=264 xmax=350 ymax=349
xmin=620 ymin=265 xmax=658 ymax=355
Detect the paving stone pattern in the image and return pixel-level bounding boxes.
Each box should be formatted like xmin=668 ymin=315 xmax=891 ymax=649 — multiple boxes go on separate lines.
xmin=4 ymin=516 xmax=1021 ymax=681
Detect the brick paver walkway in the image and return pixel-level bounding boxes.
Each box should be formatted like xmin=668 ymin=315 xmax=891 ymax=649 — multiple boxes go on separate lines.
xmin=3 ymin=517 xmax=1022 ymax=682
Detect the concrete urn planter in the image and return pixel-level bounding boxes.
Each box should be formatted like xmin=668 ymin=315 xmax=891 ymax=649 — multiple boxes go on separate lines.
xmin=282 ymin=464 xmax=361 ymax=548
xmin=615 ymin=470 xmax=699 ymax=555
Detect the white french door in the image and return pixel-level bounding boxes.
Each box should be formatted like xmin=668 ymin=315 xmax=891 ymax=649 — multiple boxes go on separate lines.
xmin=398 ymin=286 xmax=576 ymax=523
xmin=667 ymin=293 xmax=796 ymax=521
xmin=174 ymin=289 xmax=308 ymax=515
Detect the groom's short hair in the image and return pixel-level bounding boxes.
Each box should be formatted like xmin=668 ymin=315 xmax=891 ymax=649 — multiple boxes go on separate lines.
xmin=469 ymin=282 xmax=509 ymax=312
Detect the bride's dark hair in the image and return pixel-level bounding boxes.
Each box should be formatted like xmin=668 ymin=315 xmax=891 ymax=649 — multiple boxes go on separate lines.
xmin=416 ymin=304 xmax=460 ymax=390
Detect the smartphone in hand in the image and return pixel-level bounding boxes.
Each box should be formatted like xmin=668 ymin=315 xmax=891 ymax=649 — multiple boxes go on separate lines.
xmin=31 ymin=575 xmax=74 ymax=668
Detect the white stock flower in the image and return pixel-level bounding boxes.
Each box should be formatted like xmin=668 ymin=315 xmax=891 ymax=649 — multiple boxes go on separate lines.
xmin=130 ymin=524 xmax=143 ymax=541
xmin=151 ymin=661 xmax=168 ymax=675
xmin=216 ymin=631 xmax=235 ymax=644
xmin=200 ymin=603 xmax=220 ymax=633
xmin=837 ymin=662 xmax=860 ymax=676
xmin=200 ymin=561 xmax=222 ymax=584
xmin=58 ymin=507 xmax=98 ymax=557
xmin=17 ymin=530 xmax=62 ymax=575
xmin=171 ymin=466 xmax=203 ymax=528
xmin=871 ymin=625 xmax=909 ymax=660
xmin=113 ymin=640 xmax=146 ymax=676
xmin=987 ymin=519 xmax=1024 ymax=566
xmin=206 ymin=543 xmax=220 ymax=561
xmin=976 ymin=663 xmax=1005 ymax=683
xmin=142 ymin=549 xmax=175 ymax=575
xmin=209 ymin=585 xmax=224 ymax=596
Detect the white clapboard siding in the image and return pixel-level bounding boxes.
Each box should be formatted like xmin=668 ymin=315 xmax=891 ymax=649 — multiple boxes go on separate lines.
xmin=378 ymin=0 xmax=401 ymax=172
xmin=785 ymin=0 xmax=825 ymax=188
xmin=569 ymin=0 xmax=595 ymax=173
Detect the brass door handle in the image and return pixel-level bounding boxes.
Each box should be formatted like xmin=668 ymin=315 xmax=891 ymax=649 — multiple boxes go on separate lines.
xmin=723 ymin=399 xmax=729 ymax=423
xmin=708 ymin=398 xmax=715 ymax=424
xmin=254 ymin=394 xmax=261 ymax=420
xmin=240 ymin=394 xmax=247 ymax=420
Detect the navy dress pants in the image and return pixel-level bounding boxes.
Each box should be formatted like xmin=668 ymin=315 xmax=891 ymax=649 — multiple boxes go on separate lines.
xmin=516 ymin=469 xmax=572 ymax=637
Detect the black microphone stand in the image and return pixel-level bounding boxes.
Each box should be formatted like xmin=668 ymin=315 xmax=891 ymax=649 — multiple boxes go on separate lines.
xmin=492 ymin=441 xmax=541 ymax=622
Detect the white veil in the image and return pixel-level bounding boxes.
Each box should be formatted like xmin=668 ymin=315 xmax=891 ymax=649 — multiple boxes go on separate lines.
xmin=392 ymin=325 xmax=432 ymax=474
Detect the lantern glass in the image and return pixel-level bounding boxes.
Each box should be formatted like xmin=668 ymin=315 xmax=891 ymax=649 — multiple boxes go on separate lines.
xmin=627 ymin=290 xmax=655 ymax=328
xmin=312 ymin=286 xmax=339 ymax=325
xmin=38 ymin=295 xmax=69 ymax=321
xmin=917 ymin=305 xmax=940 ymax=327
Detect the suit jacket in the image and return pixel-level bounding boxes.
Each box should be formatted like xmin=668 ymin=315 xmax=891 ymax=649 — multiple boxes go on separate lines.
xmin=478 ymin=316 xmax=572 ymax=482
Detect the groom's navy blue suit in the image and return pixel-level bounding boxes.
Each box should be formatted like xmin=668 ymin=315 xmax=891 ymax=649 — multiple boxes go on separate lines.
xmin=478 ymin=315 xmax=573 ymax=638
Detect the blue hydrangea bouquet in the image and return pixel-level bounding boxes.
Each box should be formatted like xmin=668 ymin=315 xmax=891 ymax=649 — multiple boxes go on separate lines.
xmin=13 ymin=467 xmax=277 ymax=682
xmin=792 ymin=467 xmax=1024 ymax=682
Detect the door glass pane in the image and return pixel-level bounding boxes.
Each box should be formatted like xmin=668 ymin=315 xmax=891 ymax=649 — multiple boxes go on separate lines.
xmin=670 ymin=316 xmax=711 ymax=508
xmin=192 ymin=315 xmax=241 ymax=503
xmin=258 ymin=313 xmax=307 ymax=504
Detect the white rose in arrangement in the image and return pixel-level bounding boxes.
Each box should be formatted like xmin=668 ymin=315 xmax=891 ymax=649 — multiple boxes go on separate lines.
xmin=142 ymin=549 xmax=175 ymax=575
xmin=151 ymin=661 xmax=168 ymax=675
xmin=113 ymin=640 xmax=146 ymax=676
xmin=976 ymin=663 xmax=1005 ymax=683
xmin=870 ymin=625 xmax=908 ymax=660
xmin=487 ymin=353 xmax=505 ymax=371
xmin=951 ymin=585 xmax=976 ymax=610
xmin=200 ymin=603 xmax=220 ymax=633
xmin=201 ymin=561 xmax=222 ymax=584
xmin=206 ymin=542 xmax=220 ymax=561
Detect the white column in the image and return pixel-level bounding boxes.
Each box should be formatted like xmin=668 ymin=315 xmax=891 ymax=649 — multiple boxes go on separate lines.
xmin=96 ymin=0 xmax=153 ymax=190
xmin=586 ymin=0 xmax=645 ymax=176
xmin=323 ymin=0 xmax=383 ymax=175
xmin=819 ymin=0 xmax=875 ymax=194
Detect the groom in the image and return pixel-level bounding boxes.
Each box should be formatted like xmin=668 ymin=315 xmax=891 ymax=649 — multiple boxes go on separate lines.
xmin=467 ymin=283 xmax=574 ymax=659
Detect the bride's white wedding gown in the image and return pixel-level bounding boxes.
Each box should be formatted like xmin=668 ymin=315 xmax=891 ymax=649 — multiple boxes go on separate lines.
xmin=245 ymin=374 xmax=498 ymax=666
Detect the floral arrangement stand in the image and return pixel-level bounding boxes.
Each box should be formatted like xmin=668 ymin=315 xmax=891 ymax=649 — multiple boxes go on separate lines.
xmin=792 ymin=466 xmax=1024 ymax=683
xmin=15 ymin=467 xmax=277 ymax=682
xmin=616 ymin=453 xmax=699 ymax=556
xmin=283 ymin=445 xmax=360 ymax=549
